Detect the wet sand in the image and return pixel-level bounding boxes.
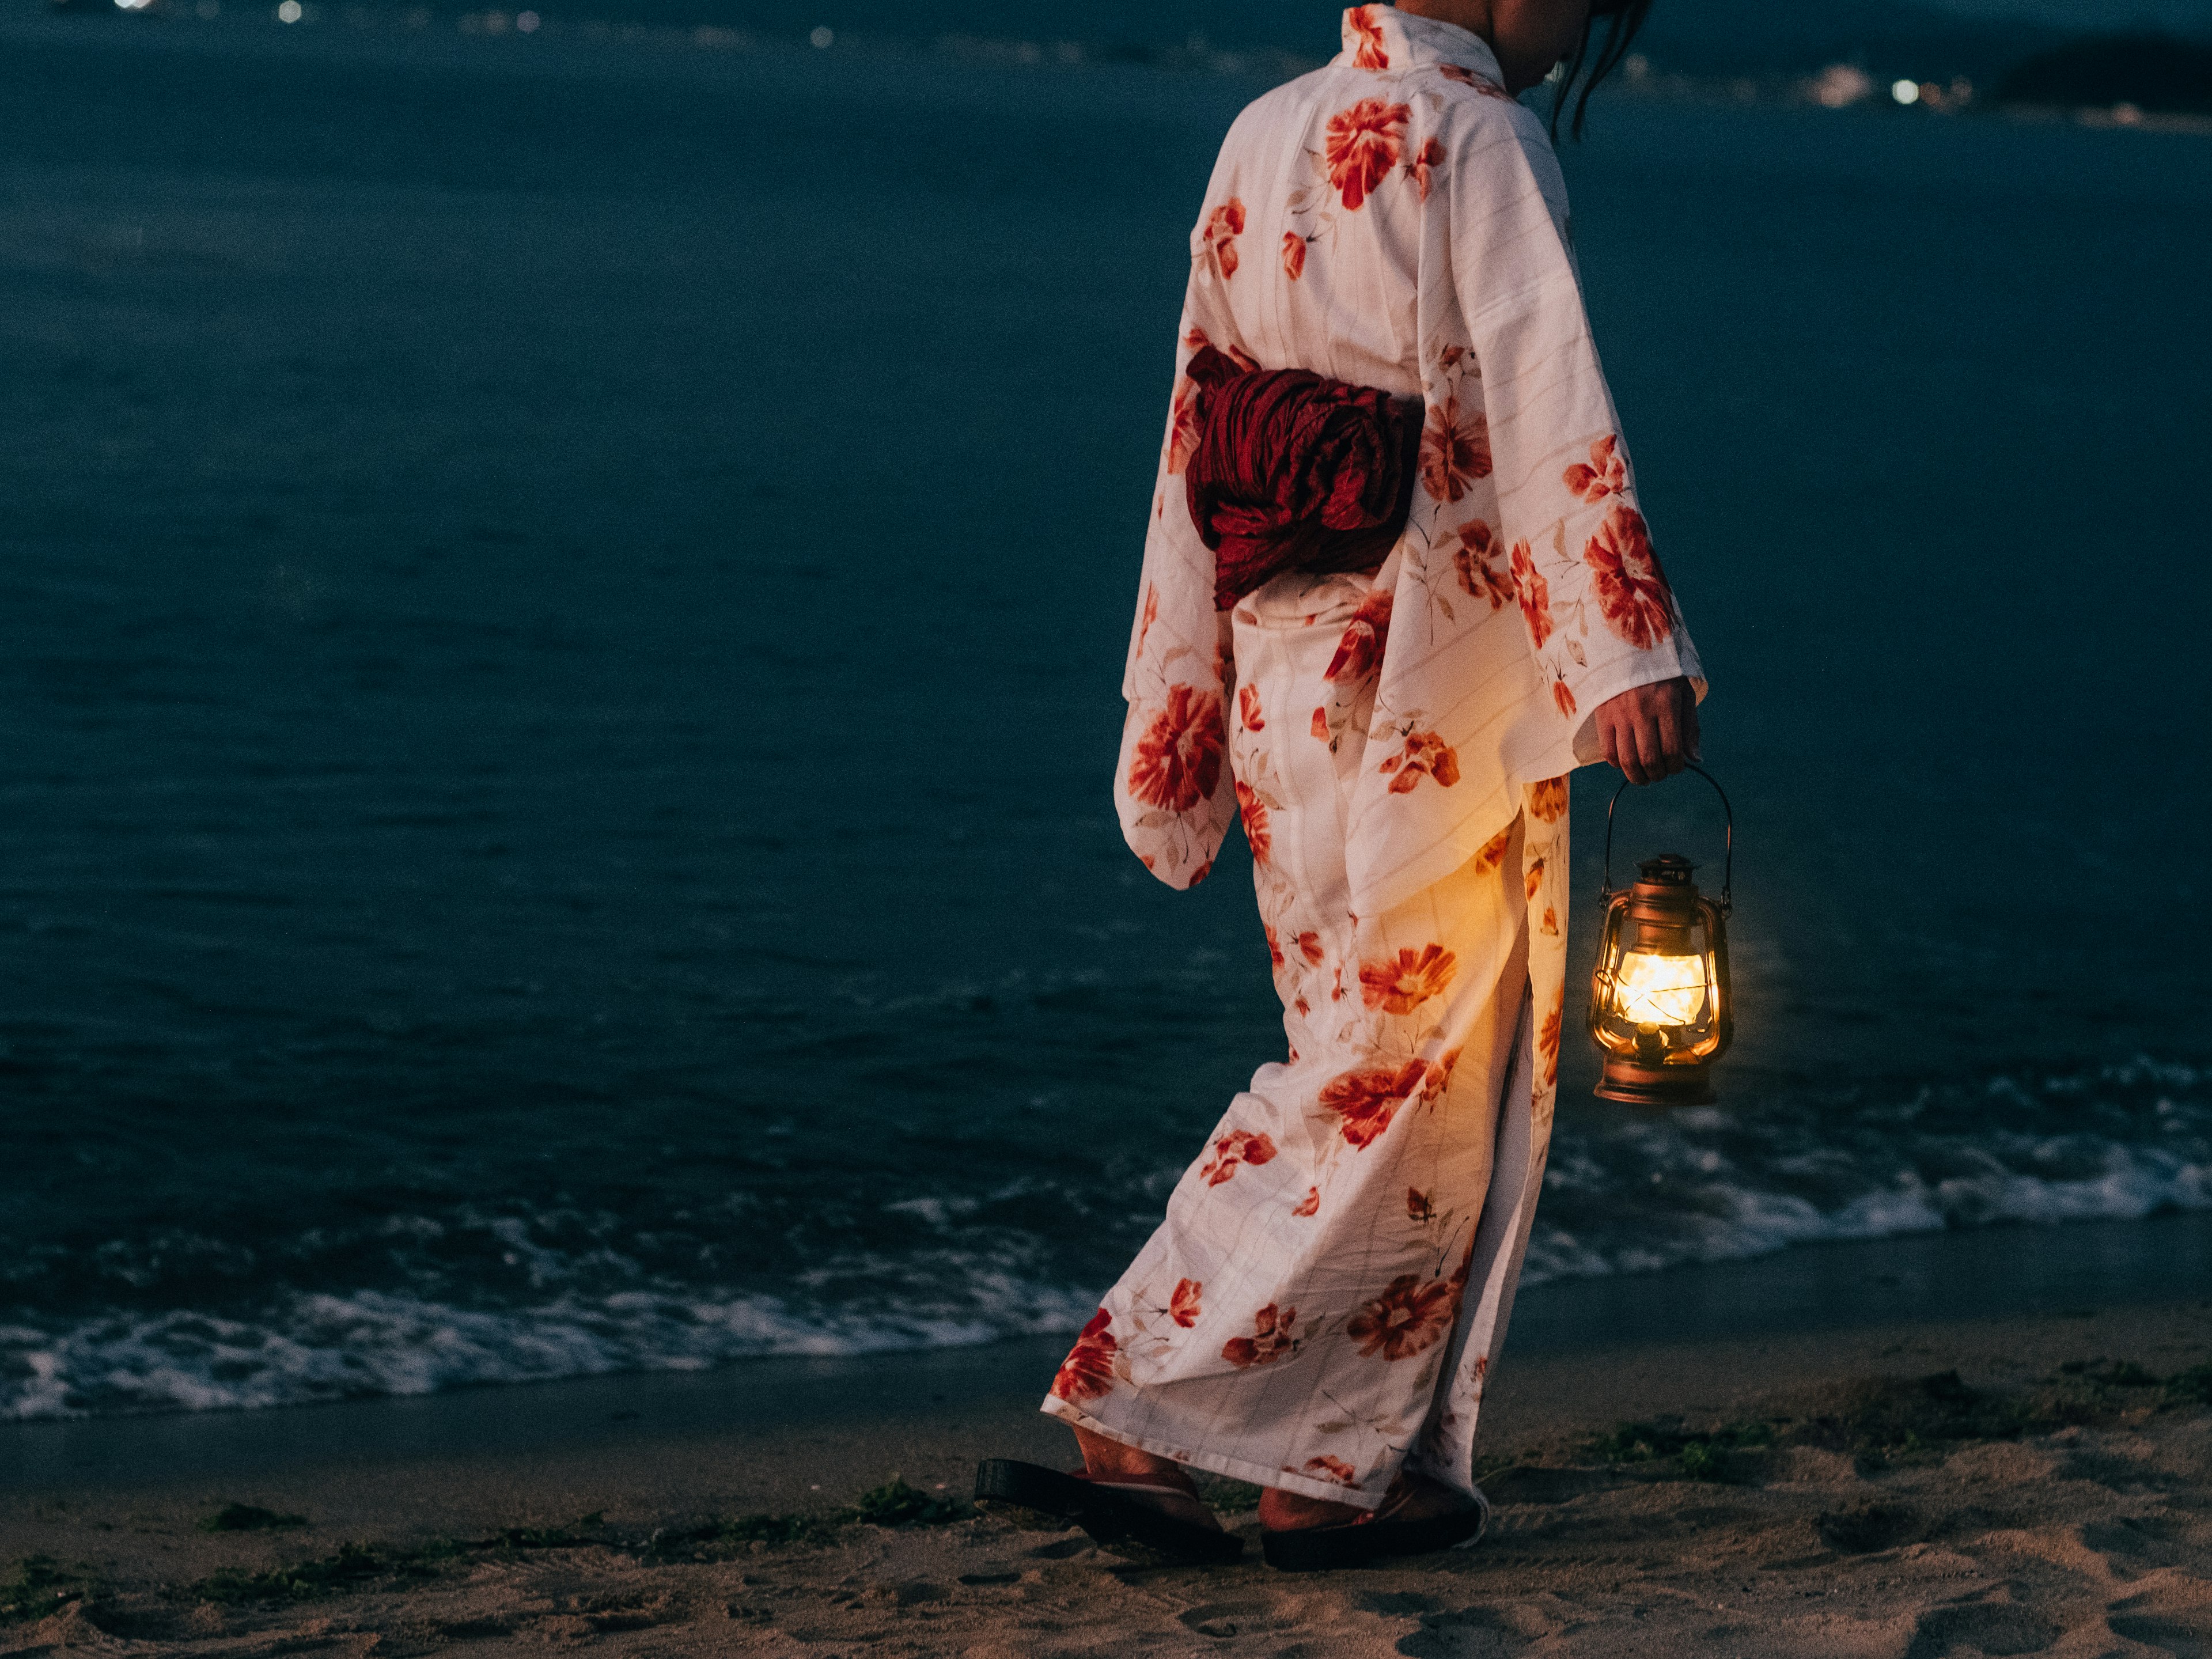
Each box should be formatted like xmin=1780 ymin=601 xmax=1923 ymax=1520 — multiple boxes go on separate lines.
xmin=5 ymin=1225 xmax=2210 ymax=1655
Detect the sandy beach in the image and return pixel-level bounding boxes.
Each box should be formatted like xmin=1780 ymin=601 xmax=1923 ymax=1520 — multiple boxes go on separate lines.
xmin=7 ymin=1270 xmax=2210 ymax=1657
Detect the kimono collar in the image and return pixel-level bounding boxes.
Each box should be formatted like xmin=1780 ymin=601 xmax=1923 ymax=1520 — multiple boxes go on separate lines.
xmin=1334 ymin=5 xmax=1508 ymax=89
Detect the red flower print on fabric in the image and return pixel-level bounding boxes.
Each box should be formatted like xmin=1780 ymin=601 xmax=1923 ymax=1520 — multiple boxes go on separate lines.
xmin=1454 ymin=520 xmax=1516 ymax=611
xmin=1347 ymin=3 xmax=1389 ymax=69
xmin=1439 ymin=62 xmax=1515 ymax=100
xmin=1407 ymin=1186 xmax=1435 ymax=1222
xmin=1182 ymin=326 xmax=1257 ymax=372
xmin=1418 ymin=396 xmax=1491 ymax=503
xmin=1405 ymin=136 xmax=1445 ymax=202
xmin=1324 ymin=589 xmax=1394 ymax=683
xmin=1301 ymin=1455 xmax=1359 ymax=1486
xmin=1552 ymin=674 xmax=1578 ymax=718
xmin=1319 ymin=1060 xmax=1432 ymax=1150
xmin=1238 ymin=683 xmax=1265 ymax=731
xmin=1201 ymin=198 xmax=1247 ymax=281
xmin=1348 ymin=1274 xmax=1460 ymax=1361
xmin=1538 ymin=988 xmax=1565 ymax=1088
xmin=1510 ymin=539 xmax=1553 ymax=648
xmin=1136 ymin=583 xmax=1159 ymax=656
xmin=1167 ymin=377 xmax=1202 ymax=475
xmin=1529 ymin=775 xmax=1569 ymax=822
xmin=1235 ymin=781 xmax=1271 ymax=867
xmin=1584 ymin=501 xmax=1675 ymax=650
xmin=1432 ymin=1047 xmax=1462 ymax=1100
xmin=1565 ymin=434 xmax=1626 ymax=502
xmin=1281 ymin=232 xmax=1306 ymax=281
xmin=1297 ymin=931 xmax=1325 ymax=965
xmin=1222 ymin=1303 xmax=1300 ymax=1368
xmin=1264 ymin=923 xmax=1286 ymax=970
xmin=1380 ymin=731 xmax=1461 ymax=794
xmin=1358 ymin=944 xmax=1459 ymax=1015
xmin=1472 ymin=822 xmax=1513 ymax=874
xmin=1169 ymin=1279 xmax=1203 ymax=1328
xmin=1525 ymin=857 xmax=1547 ymax=902
xmin=1292 ymin=1185 xmax=1320 ymax=1217
xmin=1200 ymin=1130 xmax=1278 ymax=1187
xmin=1051 ymin=1308 xmax=1119 ymax=1402
xmin=1310 ymin=706 xmax=1331 ymax=741
xmin=1128 ymin=684 xmax=1225 ymax=813
xmin=1324 ymin=97 xmax=1410 ymax=211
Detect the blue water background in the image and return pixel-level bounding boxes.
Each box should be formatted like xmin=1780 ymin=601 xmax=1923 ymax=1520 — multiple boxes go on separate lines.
xmin=1 ymin=12 xmax=2208 ymax=1415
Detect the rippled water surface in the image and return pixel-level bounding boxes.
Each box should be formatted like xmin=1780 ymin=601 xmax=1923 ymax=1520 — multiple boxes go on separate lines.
xmin=2 ymin=15 xmax=2207 ymax=1417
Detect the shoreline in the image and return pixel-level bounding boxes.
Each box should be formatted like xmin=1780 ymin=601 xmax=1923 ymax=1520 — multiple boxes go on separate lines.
xmin=7 ymin=1211 xmax=2209 ymax=1518
xmin=5 ymin=1293 xmax=2209 ymax=1654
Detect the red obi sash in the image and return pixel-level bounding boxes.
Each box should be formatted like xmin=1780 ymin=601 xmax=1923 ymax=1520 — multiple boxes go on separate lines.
xmin=1183 ymin=345 xmax=1425 ymax=612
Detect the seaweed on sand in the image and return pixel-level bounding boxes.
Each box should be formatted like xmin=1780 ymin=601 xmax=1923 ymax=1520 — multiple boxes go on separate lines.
xmin=1575 ymin=1358 xmax=2212 ymax=1484
xmin=198 ymin=1503 xmax=308 ymax=1533
xmin=1 ymin=1556 xmax=93 ymax=1626
xmin=644 ymin=1475 xmax=971 ymax=1561
xmin=191 ymin=1476 xmax=976 ymax=1603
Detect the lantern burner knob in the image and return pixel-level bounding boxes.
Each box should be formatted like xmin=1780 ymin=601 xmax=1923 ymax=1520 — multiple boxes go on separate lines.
xmin=1637 ymin=854 xmax=1698 ymax=886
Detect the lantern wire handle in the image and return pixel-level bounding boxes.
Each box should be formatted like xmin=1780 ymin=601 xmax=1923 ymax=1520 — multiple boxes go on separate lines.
xmin=1599 ymin=763 xmax=1733 ymax=916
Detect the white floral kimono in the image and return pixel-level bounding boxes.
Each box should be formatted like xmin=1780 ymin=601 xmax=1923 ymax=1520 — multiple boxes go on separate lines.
xmin=1043 ymin=6 xmax=1706 ymax=1509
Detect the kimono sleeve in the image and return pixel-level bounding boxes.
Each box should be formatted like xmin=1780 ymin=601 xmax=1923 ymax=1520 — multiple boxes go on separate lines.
xmin=1111 ymin=219 xmax=1245 ymax=891
xmin=1446 ymin=111 xmax=1705 ymax=766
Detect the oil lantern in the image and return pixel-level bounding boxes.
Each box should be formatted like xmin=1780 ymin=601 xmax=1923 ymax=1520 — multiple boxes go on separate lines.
xmin=1587 ymin=766 xmax=1734 ymax=1107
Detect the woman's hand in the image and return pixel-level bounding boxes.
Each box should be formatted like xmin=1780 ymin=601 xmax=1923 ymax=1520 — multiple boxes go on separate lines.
xmin=1594 ymin=677 xmax=1699 ymax=786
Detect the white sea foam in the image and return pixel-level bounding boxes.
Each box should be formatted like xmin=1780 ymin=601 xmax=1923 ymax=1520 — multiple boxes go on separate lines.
xmin=3 ymin=1058 xmax=2203 ymax=1421
xmin=0 ymin=1278 xmax=1101 ymax=1421
xmin=1519 ymin=1059 xmax=2210 ymax=1284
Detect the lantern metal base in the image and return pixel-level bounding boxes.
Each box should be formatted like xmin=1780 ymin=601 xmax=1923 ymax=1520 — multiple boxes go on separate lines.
xmin=1594 ymin=1058 xmax=1716 ymax=1108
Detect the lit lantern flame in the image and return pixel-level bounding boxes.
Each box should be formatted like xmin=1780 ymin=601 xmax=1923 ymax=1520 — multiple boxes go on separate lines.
xmin=1611 ymin=950 xmax=1711 ymax=1031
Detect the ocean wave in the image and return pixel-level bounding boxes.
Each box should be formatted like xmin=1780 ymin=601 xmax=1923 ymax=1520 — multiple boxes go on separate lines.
xmin=0 ymin=1274 xmax=1100 ymax=1421
xmin=1523 ymin=1056 xmax=2209 ymax=1282
xmin=3 ymin=1057 xmax=2203 ymax=1421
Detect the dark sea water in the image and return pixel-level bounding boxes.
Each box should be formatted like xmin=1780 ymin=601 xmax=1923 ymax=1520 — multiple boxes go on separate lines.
xmin=2 ymin=10 xmax=2209 ymax=1419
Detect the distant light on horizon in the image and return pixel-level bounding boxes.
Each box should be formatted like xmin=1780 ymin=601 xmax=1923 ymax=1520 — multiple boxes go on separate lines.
xmin=1891 ymin=78 xmax=1921 ymax=105
xmin=809 ymin=24 xmax=833 ymax=48
xmin=516 ymin=8 xmax=539 ymax=29
xmin=276 ymin=0 xmax=302 ymax=19
xmin=1812 ymin=63 xmax=1875 ymax=108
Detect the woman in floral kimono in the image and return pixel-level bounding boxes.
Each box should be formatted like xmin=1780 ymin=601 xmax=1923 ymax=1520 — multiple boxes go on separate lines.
xmin=979 ymin=0 xmax=1705 ymax=1571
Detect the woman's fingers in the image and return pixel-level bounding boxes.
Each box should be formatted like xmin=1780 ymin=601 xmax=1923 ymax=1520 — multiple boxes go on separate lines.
xmin=1633 ymin=706 xmax=1666 ymax=783
xmin=1599 ymin=711 xmax=1626 ymax=779
xmin=1610 ymin=712 xmax=1645 ymax=787
xmin=1654 ymin=692 xmax=1686 ymax=778
xmin=1596 ymin=677 xmax=1699 ymax=785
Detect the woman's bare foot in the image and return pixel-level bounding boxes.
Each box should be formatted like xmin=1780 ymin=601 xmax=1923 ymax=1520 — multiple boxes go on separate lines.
xmin=1257 ymin=1467 xmax=1469 ymax=1532
xmin=1072 ymin=1426 xmax=1224 ymax=1531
